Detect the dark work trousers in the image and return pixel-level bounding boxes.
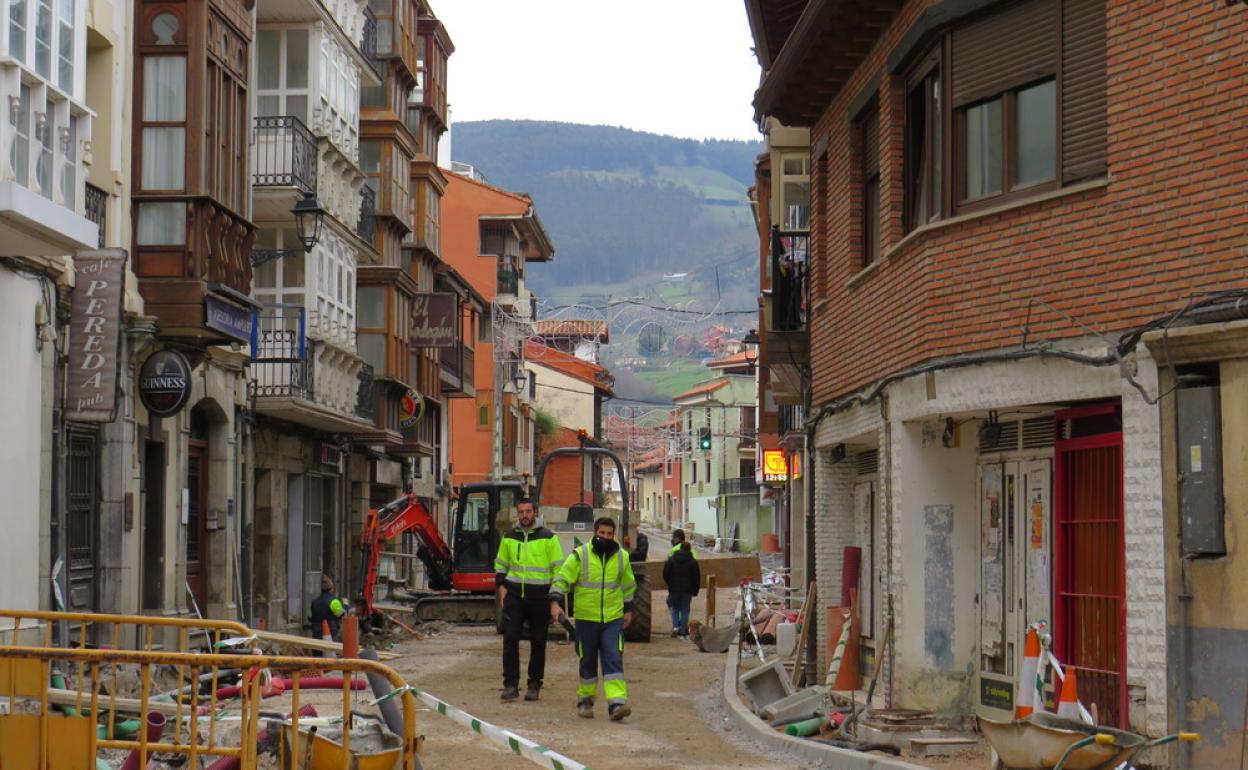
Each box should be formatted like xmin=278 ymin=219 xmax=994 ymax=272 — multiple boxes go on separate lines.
xmin=501 ymin=589 xmax=550 ymax=687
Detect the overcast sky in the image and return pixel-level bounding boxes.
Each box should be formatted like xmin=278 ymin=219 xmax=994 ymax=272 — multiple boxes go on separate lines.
xmin=432 ymin=0 xmax=763 ymax=142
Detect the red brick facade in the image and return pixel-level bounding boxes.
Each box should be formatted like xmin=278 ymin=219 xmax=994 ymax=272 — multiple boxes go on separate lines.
xmin=808 ymin=0 xmax=1247 ymax=407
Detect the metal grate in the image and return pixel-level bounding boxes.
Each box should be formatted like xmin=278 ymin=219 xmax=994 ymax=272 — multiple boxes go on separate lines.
xmin=251 ymin=116 xmax=318 ymax=193
xmin=84 ymin=183 xmax=107 ymax=248
xmin=855 ymin=449 xmax=879 ymax=476
xmin=978 ymin=420 xmax=1020 ymax=453
xmin=1021 ymin=416 xmax=1056 ymax=449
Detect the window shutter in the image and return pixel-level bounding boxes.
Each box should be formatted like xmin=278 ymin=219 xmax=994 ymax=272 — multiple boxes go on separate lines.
xmin=1061 ymin=0 xmax=1107 ymax=182
xmin=952 ymin=0 xmax=1058 ymax=106
xmin=862 ymin=109 xmax=880 ymax=178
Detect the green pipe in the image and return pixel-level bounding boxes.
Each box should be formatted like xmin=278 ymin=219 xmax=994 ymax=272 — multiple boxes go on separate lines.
xmin=96 ymin=719 xmax=142 ymax=740
xmin=51 ymin=674 xmax=79 ymax=717
xmin=784 ymin=716 xmax=826 ymax=737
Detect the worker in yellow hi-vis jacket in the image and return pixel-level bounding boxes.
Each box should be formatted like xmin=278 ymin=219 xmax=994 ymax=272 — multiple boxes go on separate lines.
xmin=549 ymin=515 xmax=636 ymax=722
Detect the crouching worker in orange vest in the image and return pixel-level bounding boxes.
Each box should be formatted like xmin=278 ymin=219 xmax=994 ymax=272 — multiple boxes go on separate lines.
xmin=549 ymin=516 xmax=637 ymax=722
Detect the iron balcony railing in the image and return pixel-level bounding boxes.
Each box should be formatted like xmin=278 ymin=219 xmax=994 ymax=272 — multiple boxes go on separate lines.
xmin=778 ymin=404 xmax=806 ymax=436
xmin=84 ymin=183 xmax=106 ymax=248
xmin=356 ymin=362 xmax=376 ymax=420
xmin=252 ymin=116 xmax=318 ymax=193
xmin=770 ymin=226 xmax=810 ymax=332
xmin=719 ymin=476 xmax=760 ymax=496
xmin=249 ymin=305 xmax=312 ymax=400
xmin=361 ymin=7 xmax=378 ymax=61
xmin=357 ymin=183 xmax=377 ymax=245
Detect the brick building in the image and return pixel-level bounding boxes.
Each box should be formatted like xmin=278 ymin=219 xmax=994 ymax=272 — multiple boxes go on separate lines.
xmin=746 ymin=0 xmax=1247 ymax=746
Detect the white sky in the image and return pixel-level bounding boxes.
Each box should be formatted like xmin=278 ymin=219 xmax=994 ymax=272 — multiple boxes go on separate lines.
xmin=431 ymin=0 xmax=763 ymax=142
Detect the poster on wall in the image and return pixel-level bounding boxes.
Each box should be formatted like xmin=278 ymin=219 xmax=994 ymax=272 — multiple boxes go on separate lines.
xmin=66 ymin=250 xmax=127 ymax=422
xmin=980 ymin=463 xmax=1004 ymax=657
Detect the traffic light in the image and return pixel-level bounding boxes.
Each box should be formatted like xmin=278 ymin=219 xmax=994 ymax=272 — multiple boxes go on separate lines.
xmin=698 ymin=427 xmax=712 ymax=451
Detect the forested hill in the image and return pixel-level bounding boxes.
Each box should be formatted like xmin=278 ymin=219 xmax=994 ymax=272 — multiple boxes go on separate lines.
xmin=450 ymin=120 xmax=764 ymax=289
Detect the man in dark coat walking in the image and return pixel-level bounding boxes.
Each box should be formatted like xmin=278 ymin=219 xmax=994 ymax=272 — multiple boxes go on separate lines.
xmin=662 ymin=542 xmax=700 ymax=639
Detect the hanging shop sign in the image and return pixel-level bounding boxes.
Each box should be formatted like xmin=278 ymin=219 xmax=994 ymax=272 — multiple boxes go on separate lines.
xmin=400 ymin=389 xmax=426 ymax=430
xmin=66 ymin=249 xmax=127 ymax=422
xmin=205 ymin=294 xmax=254 ymax=343
xmin=139 ymin=350 xmax=193 ymax=417
xmin=411 ymin=292 xmax=458 ymax=348
xmin=762 ymin=449 xmax=790 ymax=485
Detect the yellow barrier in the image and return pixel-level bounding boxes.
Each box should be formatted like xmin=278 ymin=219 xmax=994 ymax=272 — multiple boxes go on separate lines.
xmin=0 ymin=644 xmax=420 ymax=770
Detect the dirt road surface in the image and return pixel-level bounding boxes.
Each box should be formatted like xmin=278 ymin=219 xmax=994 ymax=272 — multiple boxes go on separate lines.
xmin=387 ymin=583 xmax=800 ymax=770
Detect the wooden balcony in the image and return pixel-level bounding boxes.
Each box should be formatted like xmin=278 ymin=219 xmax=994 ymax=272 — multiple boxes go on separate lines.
xmin=440 ymin=342 xmax=475 ymax=398
xmin=134 ymin=197 xmax=256 ymax=341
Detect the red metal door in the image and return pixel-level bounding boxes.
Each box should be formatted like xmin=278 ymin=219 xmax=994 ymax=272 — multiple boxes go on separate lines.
xmin=1054 ymin=403 xmax=1126 ymax=728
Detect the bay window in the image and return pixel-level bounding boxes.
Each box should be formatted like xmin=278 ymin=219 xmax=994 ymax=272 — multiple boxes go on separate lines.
xmin=777 ymin=153 xmax=809 ymax=231
xmin=900 ymin=0 xmax=1105 ymax=227
xmin=140 ymin=55 xmax=186 ymax=190
xmin=256 ymin=28 xmax=309 ymax=122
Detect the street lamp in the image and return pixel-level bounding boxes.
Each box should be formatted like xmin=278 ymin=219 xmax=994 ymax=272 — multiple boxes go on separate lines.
xmin=251 ymin=193 xmax=326 ymax=267
xmin=293 ymin=192 xmax=326 ymax=252
xmin=510 ymin=367 xmax=528 ymax=394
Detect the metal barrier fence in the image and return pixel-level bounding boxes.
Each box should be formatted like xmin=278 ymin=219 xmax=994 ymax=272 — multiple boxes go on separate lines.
xmin=0 ymin=645 xmax=419 ymax=770
xmin=0 ymin=611 xmax=418 ymax=770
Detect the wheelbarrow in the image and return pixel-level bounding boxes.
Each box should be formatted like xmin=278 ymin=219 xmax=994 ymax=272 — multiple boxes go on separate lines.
xmin=980 ymin=712 xmax=1199 ymax=770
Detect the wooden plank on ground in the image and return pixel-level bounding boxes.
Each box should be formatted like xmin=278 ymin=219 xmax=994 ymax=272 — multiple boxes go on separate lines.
xmin=255 ymin=630 xmax=399 ymax=660
xmin=790 ymin=582 xmax=816 ymax=688
xmin=633 ymin=553 xmax=762 ymax=591
xmin=47 ymin=688 xmax=184 ymax=717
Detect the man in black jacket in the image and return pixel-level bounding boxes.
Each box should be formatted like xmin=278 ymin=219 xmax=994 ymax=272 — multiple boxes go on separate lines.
xmin=662 ymin=543 xmax=700 ymax=639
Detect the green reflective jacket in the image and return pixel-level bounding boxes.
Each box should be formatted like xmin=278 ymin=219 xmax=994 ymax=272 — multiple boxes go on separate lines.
xmin=550 ymin=543 xmax=636 ymax=623
xmin=494 ymin=526 xmax=564 ymax=598
xmin=670 ymin=544 xmax=698 ymax=560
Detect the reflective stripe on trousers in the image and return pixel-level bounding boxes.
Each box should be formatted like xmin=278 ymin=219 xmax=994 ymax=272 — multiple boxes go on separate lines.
xmin=574 ymin=618 xmax=626 ymax=704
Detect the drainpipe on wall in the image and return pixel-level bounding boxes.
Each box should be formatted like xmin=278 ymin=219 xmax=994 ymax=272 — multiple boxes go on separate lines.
xmin=803 ymin=424 xmax=817 ymax=685
xmin=1176 ymin=554 xmax=1193 ymax=770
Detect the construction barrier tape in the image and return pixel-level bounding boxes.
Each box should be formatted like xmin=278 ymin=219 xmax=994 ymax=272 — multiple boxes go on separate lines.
xmin=375 ymin=686 xmax=591 ymax=770
xmin=825 ymin=609 xmax=852 ymax=688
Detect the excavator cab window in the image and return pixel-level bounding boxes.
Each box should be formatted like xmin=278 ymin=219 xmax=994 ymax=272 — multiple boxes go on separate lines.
xmin=453 ymin=490 xmax=495 ymax=574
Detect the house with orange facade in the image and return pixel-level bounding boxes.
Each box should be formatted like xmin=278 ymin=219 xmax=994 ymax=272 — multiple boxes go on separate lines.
xmin=442 ymin=171 xmax=554 ymax=487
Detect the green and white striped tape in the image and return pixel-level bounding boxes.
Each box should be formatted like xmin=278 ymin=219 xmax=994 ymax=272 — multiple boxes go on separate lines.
xmin=374 ymin=686 xmax=591 ymax=770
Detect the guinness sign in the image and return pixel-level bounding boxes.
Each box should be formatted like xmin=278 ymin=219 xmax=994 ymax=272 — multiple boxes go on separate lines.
xmin=139 ymin=350 xmax=192 ymax=417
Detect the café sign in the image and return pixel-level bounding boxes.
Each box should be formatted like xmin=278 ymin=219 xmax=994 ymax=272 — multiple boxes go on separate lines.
xmin=66 ymin=250 xmax=127 ymax=422
xmin=411 ymin=292 xmax=458 ymax=348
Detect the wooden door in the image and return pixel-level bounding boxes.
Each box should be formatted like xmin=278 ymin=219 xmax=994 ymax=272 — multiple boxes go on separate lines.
xmin=66 ymin=430 xmax=98 ymax=611
xmin=1055 ymin=404 xmax=1126 ymax=728
xmin=186 ymin=440 xmax=209 ymax=613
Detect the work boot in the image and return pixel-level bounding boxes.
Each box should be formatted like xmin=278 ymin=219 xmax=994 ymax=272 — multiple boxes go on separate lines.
xmin=670 ymin=628 xmax=679 ymax=638
xmin=577 ymin=698 xmax=594 ymax=719
xmin=608 ymin=703 xmax=632 ymax=722
xmin=524 ymin=681 xmax=541 ymax=701
xmin=500 ymin=684 xmax=519 ymax=701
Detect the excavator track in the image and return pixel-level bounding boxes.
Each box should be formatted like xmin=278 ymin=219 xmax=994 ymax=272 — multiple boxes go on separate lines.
xmin=411 ymin=593 xmax=498 ymax=624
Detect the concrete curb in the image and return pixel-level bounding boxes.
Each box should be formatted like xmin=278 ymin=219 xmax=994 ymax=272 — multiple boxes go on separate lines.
xmin=720 ymin=637 xmax=931 ymax=770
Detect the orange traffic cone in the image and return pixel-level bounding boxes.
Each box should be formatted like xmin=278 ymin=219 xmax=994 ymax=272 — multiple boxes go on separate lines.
xmin=1057 ymin=667 xmax=1081 ymax=720
xmin=321 ymin=619 xmax=333 ymax=644
xmin=1015 ymin=628 xmax=1041 ymax=720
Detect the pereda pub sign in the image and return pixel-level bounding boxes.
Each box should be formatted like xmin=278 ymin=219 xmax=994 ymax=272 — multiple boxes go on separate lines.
xmin=411 ymin=292 xmax=457 ymax=348
xmin=66 ymin=250 xmax=126 ymax=422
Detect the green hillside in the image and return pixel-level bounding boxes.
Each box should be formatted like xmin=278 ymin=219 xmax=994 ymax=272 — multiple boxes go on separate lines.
xmin=451 ymin=120 xmax=763 ymax=401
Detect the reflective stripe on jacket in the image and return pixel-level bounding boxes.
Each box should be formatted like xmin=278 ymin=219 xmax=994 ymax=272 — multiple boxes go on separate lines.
xmin=493 ymin=526 xmax=564 ymax=598
xmin=550 ymin=543 xmax=636 ymax=623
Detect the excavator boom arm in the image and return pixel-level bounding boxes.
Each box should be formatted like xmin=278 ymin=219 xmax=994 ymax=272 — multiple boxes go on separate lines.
xmin=359 ymin=494 xmax=454 ymax=617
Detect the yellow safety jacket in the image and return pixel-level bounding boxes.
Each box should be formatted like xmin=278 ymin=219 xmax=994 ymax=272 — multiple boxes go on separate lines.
xmin=669 ymin=544 xmax=698 ymax=560
xmin=550 ymin=543 xmax=636 ymax=623
xmin=494 ymin=526 xmax=563 ymax=598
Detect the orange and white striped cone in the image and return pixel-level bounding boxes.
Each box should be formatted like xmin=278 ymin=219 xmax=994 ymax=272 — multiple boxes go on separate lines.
xmin=321 ymin=619 xmax=333 ymax=644
xmin=1057 ymin=666 xmax=1081 ymax=720
xmin=1015 ymin=627 xmax=1041 ymax=720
